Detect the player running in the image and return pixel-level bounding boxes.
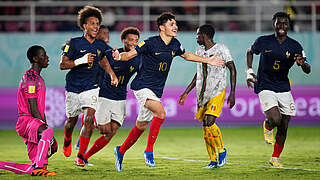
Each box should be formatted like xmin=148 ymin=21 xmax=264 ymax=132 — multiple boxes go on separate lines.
xmin=179 ymin=24 xmax=236 ymax=168
xmin=59 ymin=6 xmax=118 ymax=166
xmin=0 ymin=45 xmax=58 ymax=176
xmin=246 ymin=12 xmax=311 ymax=167
xmin=113 ymin=12 xmax=225 ymax=172
xmin=81 ymin=27 xmax=141 ymax=163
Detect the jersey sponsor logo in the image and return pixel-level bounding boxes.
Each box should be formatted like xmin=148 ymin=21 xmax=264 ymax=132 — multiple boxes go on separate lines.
xmin=64 ymin=45 xmax=70 ymax=53
xmin=155 ymin=52 xmax=161 ymax=55
xmin=97 ymin=49 xmax=101 ymax=56
xmin=265 ymin=50 xmax=272 ymax=52
xmin=28 ymin=85 xmax=35 ymax=93
xmin=138 ymin=41 xmax=145 ymax=47
xmin=80 ymin=50 xmax=87 ymax=53
xmin=286 ymin=51 xmax=290 ymax=59
xmin=129 ymin=66 xmax=134 ymax=72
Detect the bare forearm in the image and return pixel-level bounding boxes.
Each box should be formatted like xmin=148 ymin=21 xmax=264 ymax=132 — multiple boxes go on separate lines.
xmin=183 ymin=73 xmax=197 ymax=95
xmin=119 ymin=49 xmax=137 ymax=61
xmin=28 ymin=98 xmax=45 ymax=122
xmin=226 ymin=62 xmax=236 ymax=93
xmin=60 ymin=56 xmax=75 ymax=70
xmin=246 ymin=49 xmax=254 ymax=69
xmin=181 ymin=52 xmax=208 ymax=63
xmin=101 ymin=59 xmax=115 ymax=76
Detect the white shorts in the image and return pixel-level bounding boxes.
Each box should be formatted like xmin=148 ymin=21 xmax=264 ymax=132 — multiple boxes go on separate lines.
xmin=95 ymin=97 xmax=126 ymax=126
xmin=134 ymin=88 xmax=161 ymax=122
xmin=65 ymin=88 xmax=99 ymax=118
xmin=258 ymin=90 xmax=296 ymax=116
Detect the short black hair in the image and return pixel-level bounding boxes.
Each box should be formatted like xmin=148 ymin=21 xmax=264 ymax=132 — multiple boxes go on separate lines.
xmin=100 ymin=25 xmax=109 ymax=31
xmin=157 ymin=12 xmax=175 ymax=30
xmin=77 ymin=6 xmax=103 ymax=30
xmin=198 ymin=24 xmax=215 ymax=39
xmin=272 ymin=12 xmax=291 ymax=23
xmin=120 ymin=27 xmax=140 ymax=40
xmin=27 ymin=45 xmax=43 ymax=63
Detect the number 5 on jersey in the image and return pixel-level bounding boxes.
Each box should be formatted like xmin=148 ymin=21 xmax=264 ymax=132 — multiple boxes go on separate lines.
xmin=273 ymin=60 xmax=280 ymax=70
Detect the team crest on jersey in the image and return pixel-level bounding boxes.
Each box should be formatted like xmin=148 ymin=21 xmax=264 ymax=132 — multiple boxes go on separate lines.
xmin=286 ymin=51 xmax=290 ymax=59
xmin=129 ymin=66 xmax=134 ymax=72
xmin=28 ymin=85 xmax=35 ymax=93
xmin=171 ymin=51 xmax=175 ymax=57
xmin=138 ymin=41 xmax=145 ymax=47
xmin=211 ymin=105 xmax=216 ymax=111
xmin=97 ymin=49 xmax=101 ymax=56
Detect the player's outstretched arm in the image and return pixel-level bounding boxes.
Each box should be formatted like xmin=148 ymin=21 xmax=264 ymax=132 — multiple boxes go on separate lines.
xmin=59 ymin=53 xmax=95 ymax=70
xmin=100 ymin=57 xmax=119 ymax=87
xmin=294 ymin=54 xmax=311 ymax=74
xmin=226 ymin=61 xmax=236 ymax=109
xmin=180 ymin=52 xmax=225 ymax=66
xmin=178 ymin=73 xmax=197 ymax=106
xmin=113 ymin=47 xmax=138 ymax=61
xmin=28 ymin=98 xmax=45 ymax=122
xmin=246 ymin=48 xmax=257 ymax=88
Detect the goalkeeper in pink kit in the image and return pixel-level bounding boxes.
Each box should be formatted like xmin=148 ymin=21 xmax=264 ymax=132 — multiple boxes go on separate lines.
xmin=0 ymin=45 xmax=57 ymax=176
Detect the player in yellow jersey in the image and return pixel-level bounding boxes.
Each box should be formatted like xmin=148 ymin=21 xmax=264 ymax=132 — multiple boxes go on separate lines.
xmin=179 ymin=24 xmax=236 ymax=168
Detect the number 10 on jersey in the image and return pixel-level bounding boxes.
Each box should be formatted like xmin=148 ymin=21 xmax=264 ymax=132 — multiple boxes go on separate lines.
xmin=159 ymin=62 xmax=168 ymax=71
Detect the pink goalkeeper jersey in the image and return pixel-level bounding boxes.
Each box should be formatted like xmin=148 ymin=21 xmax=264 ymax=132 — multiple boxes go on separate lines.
xmin=17 ymin=68 xmax=46 ymax=118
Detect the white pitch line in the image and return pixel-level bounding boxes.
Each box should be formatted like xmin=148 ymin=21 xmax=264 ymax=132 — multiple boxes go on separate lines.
xmin=161 ymin=156 xmax=320 ymax=172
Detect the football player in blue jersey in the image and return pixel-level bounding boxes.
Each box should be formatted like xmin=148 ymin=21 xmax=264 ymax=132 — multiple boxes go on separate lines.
xmin=59 ymin=5 xmax=118 ymax=167
xmin=112 ymin=12 xmax=225 ymax=172
xmin=81 ymin=27 xmax=141 ymax=162
xmin=246 ymin=12 xmax=311 ymax=168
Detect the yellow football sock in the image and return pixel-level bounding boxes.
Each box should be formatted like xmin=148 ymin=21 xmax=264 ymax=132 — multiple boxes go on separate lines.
xmin=203 ymin=127 xmax=217 ymax=161
xmin=209 ymin=124 xmax=225 ymax=153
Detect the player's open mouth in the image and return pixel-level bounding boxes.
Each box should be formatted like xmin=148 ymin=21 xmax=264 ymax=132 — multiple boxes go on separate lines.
xmin=279 ymin=29 xmax=285 ymax=34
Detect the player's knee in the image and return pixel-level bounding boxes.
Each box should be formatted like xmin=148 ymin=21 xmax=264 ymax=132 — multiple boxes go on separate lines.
xmin=136 ymin=121 xmax=148 ymax=131
xmin=157 ymin=111 xmax=166 ymax=119
xmin=270 ymin=114 xmax=282 ymax=126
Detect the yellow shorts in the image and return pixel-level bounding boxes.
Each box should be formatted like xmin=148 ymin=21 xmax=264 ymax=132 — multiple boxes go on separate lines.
xmin=195 ymin=88 xmax=226 ymax=121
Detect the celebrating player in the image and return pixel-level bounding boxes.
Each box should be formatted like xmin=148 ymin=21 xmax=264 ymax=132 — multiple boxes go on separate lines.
xmin=73 ymin=24 xmax=112 ymax=156
xmin=179 ymin=24 xmax=236 ymax=168
xmin=246 ymin=12 xmax=311 ymax=167
xmin=81 ymin=27 xmax=141 ymax=163
xmin=59 ymin=6 xmax=118 ymax=167
xmin=0 ymin=45 xmax=57 ymax=176
xmin=113 ymin=12 xmax=225 ymax=172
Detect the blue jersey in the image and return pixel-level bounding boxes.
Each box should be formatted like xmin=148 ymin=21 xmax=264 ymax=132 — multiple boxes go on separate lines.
xmin=97 ymin=44 xmax=113 ymax=87
xmin=131 ymin=35 xmax=185 ymax=98
xmin=99 ymin=48 xmax=141 ymax=100
xmin=251 ymin=34 xmax=305 ymax=94
xmin=62 ymin=36 xmax=108 ymax=93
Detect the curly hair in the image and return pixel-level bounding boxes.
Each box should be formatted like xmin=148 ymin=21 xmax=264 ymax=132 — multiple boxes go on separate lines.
xmin=77 ymin=6 xmax=103 ymax=30
xmin=120 ymin=27 xmax=140 ymax=40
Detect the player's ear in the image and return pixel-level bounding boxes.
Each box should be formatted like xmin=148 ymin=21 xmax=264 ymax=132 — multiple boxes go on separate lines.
xmin=159 ymin=25 xmax=165 ymax=32
xmin=83 ymin=23 xmax=87 ymax=31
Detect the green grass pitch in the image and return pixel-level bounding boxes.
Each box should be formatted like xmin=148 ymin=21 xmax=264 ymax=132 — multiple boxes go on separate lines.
xmin=0 ymin=127 xmax=319 ymax=179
